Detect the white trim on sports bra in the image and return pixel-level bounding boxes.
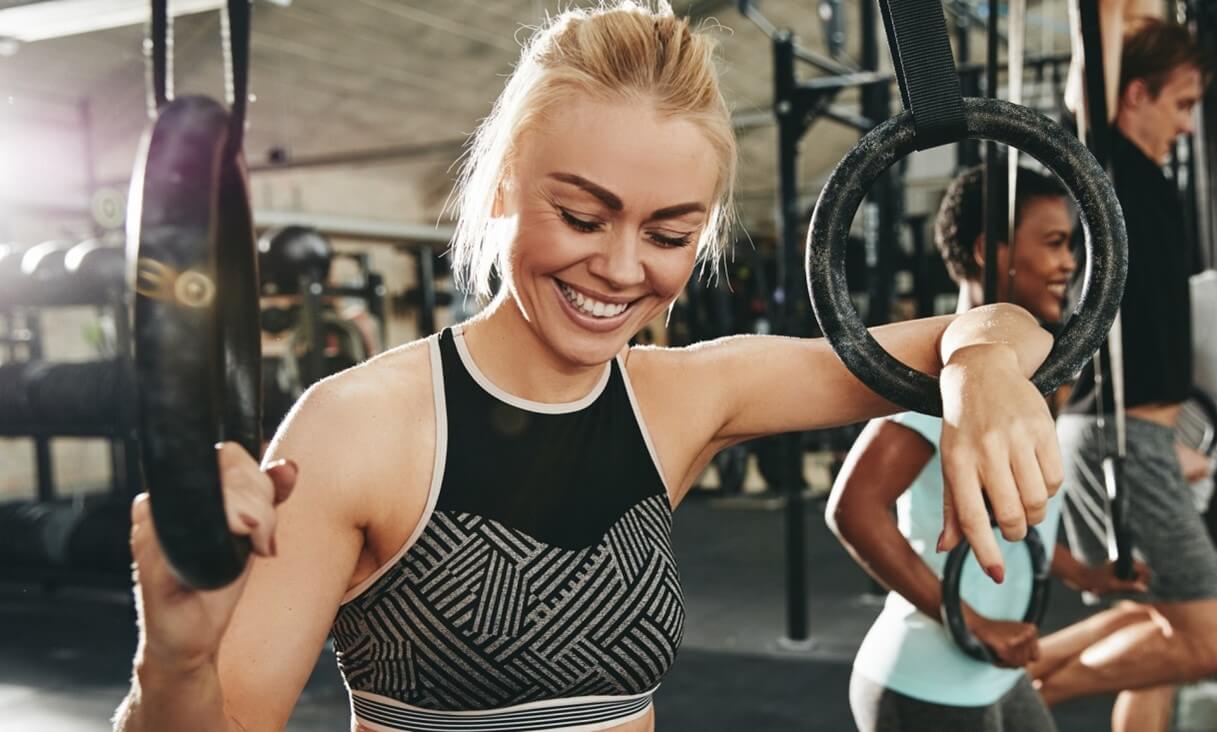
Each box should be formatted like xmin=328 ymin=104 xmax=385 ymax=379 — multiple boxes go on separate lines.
xmin=351 ymin=687 xmax=656 ymax=732
xmin=340 ymin=332 xmax=448 ymax=605
xmin=452 ymin=324 xmax=611 ymax=414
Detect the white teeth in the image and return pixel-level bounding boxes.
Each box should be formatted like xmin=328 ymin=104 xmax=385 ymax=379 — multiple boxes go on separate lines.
xmin=558 ymin=281 xmax=628 ymax=318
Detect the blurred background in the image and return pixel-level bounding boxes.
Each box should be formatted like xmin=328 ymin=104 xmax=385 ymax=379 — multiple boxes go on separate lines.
xmin=0 ymin=0 xmax=1215 ymax=729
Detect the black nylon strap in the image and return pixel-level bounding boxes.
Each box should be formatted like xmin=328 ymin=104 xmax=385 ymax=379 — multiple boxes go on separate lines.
xmin=1077 ymin=0 xmax=1112 ymax=166
xmin=148 ymin=0 xmax=170 ymax=113
xmin=877 ymin=0 xmax=967 ymax=150
xmin=223 ymin=0 xmax=252 ymax=155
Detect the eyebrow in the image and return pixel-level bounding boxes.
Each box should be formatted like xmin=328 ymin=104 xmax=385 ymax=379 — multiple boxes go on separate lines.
xmin=548 ymin=172 xmax=706 ymax=221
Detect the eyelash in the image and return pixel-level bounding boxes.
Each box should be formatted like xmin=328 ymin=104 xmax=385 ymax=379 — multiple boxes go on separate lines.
xmin=557 ymin=207 xmax=693 ymax=248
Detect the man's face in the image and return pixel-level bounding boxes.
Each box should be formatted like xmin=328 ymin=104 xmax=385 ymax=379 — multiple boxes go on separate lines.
xmin=1121 ymin=64 xmax=1204 ymax=164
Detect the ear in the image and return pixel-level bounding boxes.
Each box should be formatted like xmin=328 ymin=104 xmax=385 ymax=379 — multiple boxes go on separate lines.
xmin=971 ymin=233 xmax=987 ymax=270
xmin=1122 ymin=78 xmax=1150 ymax=109
xmin=971 ymin=233 xmax=1009 ymax=271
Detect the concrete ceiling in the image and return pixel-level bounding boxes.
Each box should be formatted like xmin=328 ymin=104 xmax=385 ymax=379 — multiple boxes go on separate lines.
xmin=0 ymin=0 xmax=1071 ymax=238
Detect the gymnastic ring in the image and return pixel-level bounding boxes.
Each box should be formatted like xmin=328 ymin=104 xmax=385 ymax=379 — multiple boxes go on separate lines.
xmin=940 ymin=525 xmax=1052 ymax=664
xmin=806 ymin=97 xmax=1127 ymax=416
xmin=128 ymin=95 xmax=262 ymax=589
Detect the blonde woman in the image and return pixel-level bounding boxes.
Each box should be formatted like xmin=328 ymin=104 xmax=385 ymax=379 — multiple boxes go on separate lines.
xmin=116 ymin=3 xmax=1063 ymax=731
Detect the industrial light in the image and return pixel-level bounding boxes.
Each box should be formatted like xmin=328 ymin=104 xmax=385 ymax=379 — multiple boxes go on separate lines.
xmin=0 ymin=0 xmax=227 ymax=42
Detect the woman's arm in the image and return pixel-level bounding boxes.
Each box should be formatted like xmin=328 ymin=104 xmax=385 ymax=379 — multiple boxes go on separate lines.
xmin=691 ymin=303 xmax=1054 ymax=574
xmin=828 ymin=419 xmax=1041 ymax=668
xmin=826 ymin=419 xmax=942 ymax=618
xmin=116 ymin=352 xmax=431 ymax=731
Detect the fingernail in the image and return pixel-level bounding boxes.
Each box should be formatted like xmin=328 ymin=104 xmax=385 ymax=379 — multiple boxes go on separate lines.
xmin=214 ymin=442 xmax=224 ymax=451
xmin=269 ymin=535 xmax=278 ymax=557
xmin=285 ymin=459 xmax=298 ymax=473
xmin=987 ymin=564 xmax=1005 ymax=584
xmin=239 ymin=512 xmax=259 ymax=530
xmin=936 ymin=532 xmax=946 ymax=553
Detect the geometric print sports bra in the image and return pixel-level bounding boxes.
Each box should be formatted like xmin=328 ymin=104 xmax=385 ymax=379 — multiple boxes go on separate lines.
xmin=330 ymin=327 xmax=684 ymax=731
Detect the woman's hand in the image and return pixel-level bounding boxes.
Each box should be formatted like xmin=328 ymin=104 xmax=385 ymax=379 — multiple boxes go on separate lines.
xmin=131 ymin=443 xmax=298 ymax=674
xmin=965 ymin=606 xmax=1041 ymax=668
xmin=938 ymin=342 xmax=1062 ymax=583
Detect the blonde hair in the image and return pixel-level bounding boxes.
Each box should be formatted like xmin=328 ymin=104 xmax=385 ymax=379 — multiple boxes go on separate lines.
xmin=448 ymin=1 xmax=737 ymax=299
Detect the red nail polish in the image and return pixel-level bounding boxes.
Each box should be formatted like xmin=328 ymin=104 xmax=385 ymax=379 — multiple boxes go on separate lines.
xmin=987 ymin=564 xmax=1005 ymax=584
xmin=239 ymin=512 xmax=259 ymax=530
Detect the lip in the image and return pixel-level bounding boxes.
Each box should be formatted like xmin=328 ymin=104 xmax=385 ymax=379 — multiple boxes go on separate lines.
xmin=552 ymin=278 xmax=635 ymax=333
xmin=554 ymin=278 xmax=640 ymax=305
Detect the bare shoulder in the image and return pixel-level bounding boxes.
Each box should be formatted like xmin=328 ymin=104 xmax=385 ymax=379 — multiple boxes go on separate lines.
xmin=265 ymin=336 xmax=438 ymax=524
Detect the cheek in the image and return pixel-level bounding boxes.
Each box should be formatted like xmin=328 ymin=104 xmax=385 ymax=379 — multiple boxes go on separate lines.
xmin=647 ymin=250 xmax=698 ymax=299
xmin=508 ymin=217 xmax=579 ymax=271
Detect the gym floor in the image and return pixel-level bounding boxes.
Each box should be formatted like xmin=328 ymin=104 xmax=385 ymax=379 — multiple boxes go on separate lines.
xmin=0 ymin=494 xmax=1116 ymax=731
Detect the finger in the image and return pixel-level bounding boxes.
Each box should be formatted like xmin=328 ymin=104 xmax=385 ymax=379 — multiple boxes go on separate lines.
xmin=131 ymin=492 xmax=152 ymax=526
xmin=129 ymin=498 xmax=184 ymax=598
xmin=979 ymin=441 xmax=1027 ymax=542
xmin=225 ymin=494 xmax=277 ymax=557
xmin=1036 ymin=430 xmax=1065 ymax=498
xmin=263 ymin=458 xmax=299 ymax=506
xmin=1010 ymin=443 xmax=1049 ymax=527
xmin=947 ymin=460 xmax=1005 ymax=581
xmin=218 ymin=442 xmax=273 ymax=504
xmin=939 ymin=479 xmax=963 ymax=552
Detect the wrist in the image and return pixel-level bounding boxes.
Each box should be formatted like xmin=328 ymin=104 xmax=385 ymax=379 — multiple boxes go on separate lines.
xmin=944 ymin=343 xmax=1021 ymax=371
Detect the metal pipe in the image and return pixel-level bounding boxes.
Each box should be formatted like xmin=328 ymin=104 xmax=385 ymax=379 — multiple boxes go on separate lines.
xmin=772 ymin=29 xmax=809 ymax=645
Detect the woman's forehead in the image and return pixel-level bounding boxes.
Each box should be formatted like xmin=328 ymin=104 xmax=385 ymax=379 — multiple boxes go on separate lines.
xmin=516 ymin=98 xmax=720 ymax=206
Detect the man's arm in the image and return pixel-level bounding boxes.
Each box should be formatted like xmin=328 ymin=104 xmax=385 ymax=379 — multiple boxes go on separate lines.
xmin=1065 ymin=0 xmax=1164 ymax=124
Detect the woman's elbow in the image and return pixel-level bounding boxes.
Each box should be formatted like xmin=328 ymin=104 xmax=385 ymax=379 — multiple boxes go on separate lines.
xmin=825 ymin=491 xmax=864 ymax=544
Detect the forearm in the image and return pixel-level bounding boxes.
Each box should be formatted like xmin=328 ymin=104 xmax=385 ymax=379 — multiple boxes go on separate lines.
xmin=1050 ymin=543 xmax=1091 ymax=590
xmin=1066 ymin=0 xmax=1130 ymax=123
xmin=115 ymin=658 xmax=241 ymax=732
xmin=832 ymin=506 xmax=947 ymax=622
xmin=938 ymin=303 xmax=1052 ymax=377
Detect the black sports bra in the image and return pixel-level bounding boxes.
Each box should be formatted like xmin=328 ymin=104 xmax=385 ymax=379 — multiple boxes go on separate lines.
xmin=330 ymin=327 xmax=684 ymax=731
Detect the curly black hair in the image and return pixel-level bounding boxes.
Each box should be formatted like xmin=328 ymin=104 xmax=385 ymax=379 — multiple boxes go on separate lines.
xmin=934 ymin=164 xmax=1069 ymax=284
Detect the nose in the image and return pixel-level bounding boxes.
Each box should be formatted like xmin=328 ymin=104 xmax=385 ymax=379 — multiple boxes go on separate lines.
xmin=1061 ymin=246 xmax=1078 ymax=274
xmin=587 ymin=229 xmax=646 ymax=289
xmin=1180 ymin=113 xmax=1196 ymax=137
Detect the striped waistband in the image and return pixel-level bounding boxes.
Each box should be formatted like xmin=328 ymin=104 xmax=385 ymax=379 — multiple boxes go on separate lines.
xmin=352 ymin=688 xmax=656 ymax=732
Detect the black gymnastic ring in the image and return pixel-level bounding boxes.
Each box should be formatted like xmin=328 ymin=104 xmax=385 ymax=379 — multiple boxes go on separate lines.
xmin=940 ymin=525 xmax=1052 ymax=664
xmin=128 ymin=95 xmax=262 ymax=589
xmin=807 ymin=97 xmax=1127 ymax=416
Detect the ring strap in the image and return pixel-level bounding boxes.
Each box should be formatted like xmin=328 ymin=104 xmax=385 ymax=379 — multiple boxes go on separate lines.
xmin=877 ymin=0 xmax=966 ymax=150
xmin=146 ymin=0 xmax=252 ymax=153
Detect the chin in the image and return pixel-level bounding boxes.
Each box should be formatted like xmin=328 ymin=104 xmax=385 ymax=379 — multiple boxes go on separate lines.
xmin=549 ymin=329 xmax=630 ymax=367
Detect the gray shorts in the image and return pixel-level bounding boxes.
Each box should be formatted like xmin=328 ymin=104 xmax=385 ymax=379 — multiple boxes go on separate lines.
xmin=849 ymin=672 xmax=1057 ymax=732
xmin=1057 ymin=414 xmax=1217 ymax=603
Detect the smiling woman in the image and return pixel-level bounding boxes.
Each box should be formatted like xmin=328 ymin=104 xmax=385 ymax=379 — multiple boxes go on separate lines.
xmin=118 ymin=3 xmax=1067 ymax=732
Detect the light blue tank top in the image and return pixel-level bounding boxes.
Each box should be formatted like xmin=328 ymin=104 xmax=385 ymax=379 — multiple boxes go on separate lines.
xmin=851 ymin=411 xmax=1064 ymax=706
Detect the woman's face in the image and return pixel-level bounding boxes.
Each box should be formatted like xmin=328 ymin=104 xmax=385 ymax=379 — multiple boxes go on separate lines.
xmin=991 ymin=196 xmax=1077 ymax=324
xmin=496 ymin=96 xmax=720 ymax=366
